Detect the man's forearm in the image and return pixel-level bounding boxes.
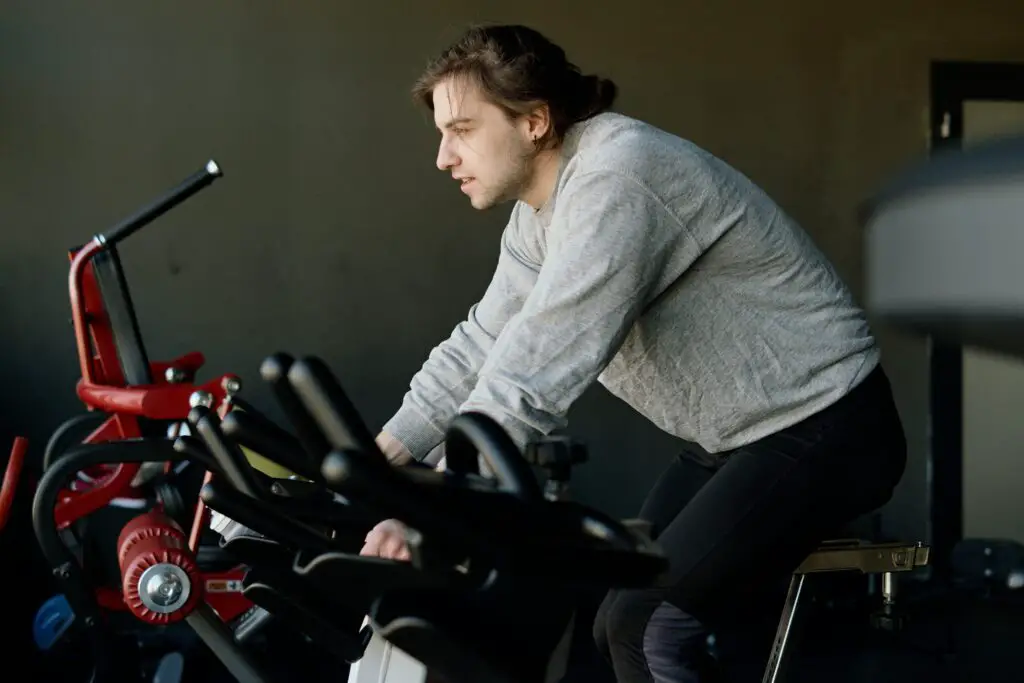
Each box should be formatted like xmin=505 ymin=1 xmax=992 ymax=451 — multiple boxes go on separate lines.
xmin=381 ymin=220 xmax=541 ymax=461
xmin=380 ymin=316 xmax=489 ymax=460
xmin=375 ymin=431 xmax=415 ymax=465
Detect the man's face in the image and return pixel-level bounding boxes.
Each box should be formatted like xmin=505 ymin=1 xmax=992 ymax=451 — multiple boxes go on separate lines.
xmin=432 ymin=77 xmax=536 ymax=210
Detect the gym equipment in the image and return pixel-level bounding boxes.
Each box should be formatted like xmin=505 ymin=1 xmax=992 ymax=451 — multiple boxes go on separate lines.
xmin=30 ymin=160 xmax=284 ymax=683
xmin=864 ymin=134 xmax=1024 ymax=359
xmin=761 ymin=539 xmax=931 ymax=682
xmin=58 ymin=158 xmax=237 ymax=521
xmin=172 ymin=352 xmax=670 ymax=683
xmin=1 ymin=437 xmax=28 ymax=533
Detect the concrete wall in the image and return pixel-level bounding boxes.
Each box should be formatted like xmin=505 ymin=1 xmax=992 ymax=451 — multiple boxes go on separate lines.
xmin=2 ymin=0 xmax=1024 ymax=550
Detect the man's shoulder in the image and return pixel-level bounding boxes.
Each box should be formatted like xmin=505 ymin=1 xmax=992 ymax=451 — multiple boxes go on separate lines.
xmin=571 ymin=111 xmax=676 ymax=147
xmin=564 ymin=113 xmax=717 ymax=186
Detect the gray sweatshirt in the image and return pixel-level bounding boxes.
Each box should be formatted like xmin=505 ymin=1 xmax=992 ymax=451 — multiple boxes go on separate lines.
xmin=383 ymin=112 xmax=879 ymax=461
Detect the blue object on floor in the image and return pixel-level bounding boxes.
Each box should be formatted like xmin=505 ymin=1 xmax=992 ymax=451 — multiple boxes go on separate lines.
xmin=33 ymin=594 xmax=76 ymax=651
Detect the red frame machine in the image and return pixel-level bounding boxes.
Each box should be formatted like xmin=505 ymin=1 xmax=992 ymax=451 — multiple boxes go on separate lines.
xmin=64 ymin=228 xmax=250 ymax=622
xmin=30 ymin=161 xmax=266 ymax=682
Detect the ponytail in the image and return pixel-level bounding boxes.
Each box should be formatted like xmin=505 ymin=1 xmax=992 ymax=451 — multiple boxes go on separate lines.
xmin=572 ymin=74 xmax=618 ymax=122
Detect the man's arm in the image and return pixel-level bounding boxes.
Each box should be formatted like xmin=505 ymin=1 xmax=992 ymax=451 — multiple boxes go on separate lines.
xmin=458 ymin=170 xmax=701 ymax=448
xmin=381 ymin=215 xmax=541 ymax=462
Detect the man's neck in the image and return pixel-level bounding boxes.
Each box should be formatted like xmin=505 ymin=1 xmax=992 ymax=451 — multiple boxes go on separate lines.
xmin=520 ymin=146 xmax=563 ymax=210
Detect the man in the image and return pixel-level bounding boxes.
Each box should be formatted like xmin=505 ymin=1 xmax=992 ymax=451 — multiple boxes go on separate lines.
xmin=361 ymin=24 xmax=907 ymax=683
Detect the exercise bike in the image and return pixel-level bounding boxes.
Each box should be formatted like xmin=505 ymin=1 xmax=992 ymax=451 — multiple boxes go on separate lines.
xmin=166 ymin=352 xmax=670 ymax=683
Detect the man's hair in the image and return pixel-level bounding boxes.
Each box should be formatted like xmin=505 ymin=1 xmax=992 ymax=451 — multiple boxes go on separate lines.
xmin=412 ymin=24 xmax=618 ymax=148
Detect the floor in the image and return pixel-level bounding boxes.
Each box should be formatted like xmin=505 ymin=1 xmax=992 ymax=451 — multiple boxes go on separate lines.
xmin=561 ymin=575 xmax=1024 ymax=683
xmin=783 ymin=591 xmax=1024 ymax=683
xmin=11 ymin=569 xmax=1024 ymax=682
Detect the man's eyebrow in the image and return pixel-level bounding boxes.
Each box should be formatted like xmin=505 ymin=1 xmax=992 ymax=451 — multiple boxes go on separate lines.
xmin=437 ymin=116 xmax=474 ymax=131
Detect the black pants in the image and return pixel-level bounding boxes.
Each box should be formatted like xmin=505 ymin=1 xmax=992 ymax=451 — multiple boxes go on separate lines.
xmin=592 ymin=365 xmax=907 ymax=682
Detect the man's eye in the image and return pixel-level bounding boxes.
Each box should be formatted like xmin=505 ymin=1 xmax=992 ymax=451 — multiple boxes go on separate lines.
xmin=452 ymin=127 xmax=468 ymax=135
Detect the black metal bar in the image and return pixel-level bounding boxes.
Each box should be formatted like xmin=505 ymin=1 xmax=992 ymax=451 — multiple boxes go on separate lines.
xmin=264 ymin=492 xmax=376 ymax=538
xmin=444 ymin=412 xmax=542 ymax=501
xmin=927 ymin=60 xmax=967 ymax=584
xmin=92 ymin=247 xmax=153 ymax=387
xmin=172 ymin=434 xmax=214 ymax=464
xmin=184 ymin=604 xmax=276 ymax=683
xmin=286 ymin=357 xmax=380 ymax=456
xmin=199 ymin=479 xmax=336 ymax=553
xmin=100 ymin=160 xmax=222 ymax=247
xmin=220 ymin=410 xmax=318 ymax=481
xmin=241 ymin=567 xmax=368 ymax=663
xmin=320 ymin=449 xmax=495 ymax=558
xmin=189 ymin=406 xmax=266 ymax=500
xmin=221 ymin=535 xmax=297 ymax=569
xmin=33 ymin=439 xmax=218 ymax=565
xmin=227 ymin=396 xmax=273 ymax=422
xmin=259 ymin=353 xmax=333 ymax=470
xmin=295 ymin=550 xmax=462 ymax=596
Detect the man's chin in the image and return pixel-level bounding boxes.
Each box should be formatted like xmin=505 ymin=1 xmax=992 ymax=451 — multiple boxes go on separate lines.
xmin=468 ymin=196 xmax=494 ymax=211
xmin=468 ymin=194 xmax=514 ymax=211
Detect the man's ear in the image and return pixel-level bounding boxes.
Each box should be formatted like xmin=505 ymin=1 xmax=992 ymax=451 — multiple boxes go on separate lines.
xmin=523 ymin=102 xmax=552 ymax=142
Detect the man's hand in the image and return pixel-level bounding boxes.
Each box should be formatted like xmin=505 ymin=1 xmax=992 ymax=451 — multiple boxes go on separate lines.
xmin=360 ymin=518 xmax=411 ymax=561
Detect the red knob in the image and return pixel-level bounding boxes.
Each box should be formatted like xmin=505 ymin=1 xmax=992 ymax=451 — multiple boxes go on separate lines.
xmin=117 ymin=510 xmax=202 ymax=624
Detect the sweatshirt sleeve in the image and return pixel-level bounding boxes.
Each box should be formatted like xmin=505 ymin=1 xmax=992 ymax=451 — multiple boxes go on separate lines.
xmin=381 ymin=215 xmax=541 ymax=460
xmin=457 ymin=170 xmax=680 ymax=448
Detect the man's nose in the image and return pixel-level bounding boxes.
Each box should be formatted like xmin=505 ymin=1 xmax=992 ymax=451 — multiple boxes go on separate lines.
xmin=436 ymin=137 xmax=458 ymax=171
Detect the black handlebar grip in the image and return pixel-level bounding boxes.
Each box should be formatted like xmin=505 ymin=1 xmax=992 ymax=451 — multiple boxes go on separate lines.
xmin=200 ymin=479 xmax=335 ymax=553
xmin=260 ymin=353 xmax=333 ymax=469
xmin=172 ymin=434 xmax=221 ymax=472
xmin=287 ymin=357 xmax=380 ymax=458
xmin=321 ymin=449 xmax=495 ymax=558
xmin=100 ymin=160 xmax=222 ymax=247
xmin=221 ymin=410 xmax=318 ymax=481
xmin=188 ymin=406 xmax=265 ymax=500
xmin=444 ymin=412 xmax=542 ymax=502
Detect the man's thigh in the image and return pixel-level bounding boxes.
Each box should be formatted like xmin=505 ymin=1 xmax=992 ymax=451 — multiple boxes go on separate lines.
xmin=652 ymin=436 xmax=869 ymax=628
xmin=638 ymin=449 xmax=719 ymax=537
xmin=591 ymin=439 xmax=840 ymax=677
xmin=593 ymin=452 xmax=716 ymax=648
